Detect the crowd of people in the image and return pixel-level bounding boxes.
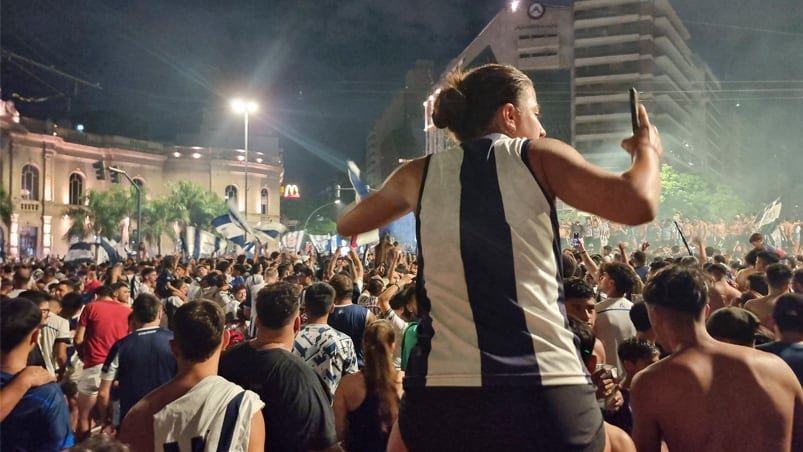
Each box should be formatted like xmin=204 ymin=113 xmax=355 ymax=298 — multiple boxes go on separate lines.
xmin=2 ymin=63 xmax=802 ymax=451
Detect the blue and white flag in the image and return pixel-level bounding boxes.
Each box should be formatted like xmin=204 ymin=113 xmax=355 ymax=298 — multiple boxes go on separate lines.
xmin=347 ymin=161 xmax=380 ymax=245
xmin=196 ymin=229 xmax=221 ymax=258
xmin=226 ymin=199 xmax=256 ymax=239
xmin=281 ymin=230 xmax=305 ymax=253
xmin=308 ymin=234 xmax=331 ymax=254
xmin=211 ymin=214 xmax=247 ymax=248
xmin=65 ymin=241 xmax=94 ymax=264
xmin=255 ymin=222 xmax=287 ymax=240
xmin=99 ymin=238 xmax=121 ymax=266
xmin=182 ymin=226 xmax=197 ymax=258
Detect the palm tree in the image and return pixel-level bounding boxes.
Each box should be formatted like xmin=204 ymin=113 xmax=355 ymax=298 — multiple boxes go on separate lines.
xmin=0 ymin=185 xmax=12 ymax=228
xmin=139 ymin=198 xmax=178 ymax=256
xmin=63 ymin=187 xmax=135 ymax=241
xmin=166 ymin=181 xmax=227 ymax=230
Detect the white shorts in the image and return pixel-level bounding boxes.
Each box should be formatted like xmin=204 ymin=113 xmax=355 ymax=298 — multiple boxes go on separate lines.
xmin=77 ymin=364 xmax=103 ymax=396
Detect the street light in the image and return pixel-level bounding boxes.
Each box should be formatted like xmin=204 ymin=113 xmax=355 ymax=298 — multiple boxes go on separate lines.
xmin=303 ymin=200 xmax=341 ymax=232
xmin=230 ymin=98 xmax=258 ymax=218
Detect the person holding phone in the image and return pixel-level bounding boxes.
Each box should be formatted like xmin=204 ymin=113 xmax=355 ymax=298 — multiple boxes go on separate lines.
xmin=337 ymin=64 xmax=662 ymax=451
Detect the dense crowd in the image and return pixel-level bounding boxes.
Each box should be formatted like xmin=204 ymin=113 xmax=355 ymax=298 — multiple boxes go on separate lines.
xmin=1 ymin=226 xmax=801 ymax=451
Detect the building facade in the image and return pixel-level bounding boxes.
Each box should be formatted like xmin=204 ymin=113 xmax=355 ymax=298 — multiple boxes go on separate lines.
xmin=0 ymin=103 xmax=283 ymax=259
xmin=364 ymin=60 xmax=435 ymax=188
xmin=424 ymin=0 xmax=726 ymax=177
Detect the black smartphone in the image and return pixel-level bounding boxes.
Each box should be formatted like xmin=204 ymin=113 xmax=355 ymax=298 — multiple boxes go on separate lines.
xmin=572 ymin=232 xmax=581 ymax=248
xmin=629 ymin=87 xmax=640 ymax=133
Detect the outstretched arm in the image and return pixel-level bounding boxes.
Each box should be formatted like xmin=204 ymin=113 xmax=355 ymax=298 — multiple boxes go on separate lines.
xmin=337 ymin=160 xmax=425 ymax=237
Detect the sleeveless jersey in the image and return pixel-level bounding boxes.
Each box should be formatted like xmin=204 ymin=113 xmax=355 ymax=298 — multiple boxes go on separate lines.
xmin=153 ymin=375 xmax=264 ymax=452
xmin=407 ymin=134 xmax=588 ymax=388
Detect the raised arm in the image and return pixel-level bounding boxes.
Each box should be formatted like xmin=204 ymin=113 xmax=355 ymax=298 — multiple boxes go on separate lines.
xmin=337 ymin=159 xmax=425 ymax=237
xmin=529 ymin=105 xmax=662 ymax=226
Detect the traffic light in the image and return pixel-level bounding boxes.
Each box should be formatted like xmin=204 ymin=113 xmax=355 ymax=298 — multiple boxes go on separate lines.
xmin=110 ymin=170 xmax=120 ymax=184
xmin=92 ymin=160 xmax=105 ymax=180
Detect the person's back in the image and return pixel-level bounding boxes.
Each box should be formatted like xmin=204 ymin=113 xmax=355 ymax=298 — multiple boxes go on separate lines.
xmin=118 ymin=300 xmax=264 ymax=452
xmin=634 ymin=341 xmax=799 ymax=451
xmin=220 ymin=282 xmax=337 ymax=452
xmin=757 ymin=293 xmax=803 ymax=385
xmin=631 ymin=265 xmax=803 ymax=452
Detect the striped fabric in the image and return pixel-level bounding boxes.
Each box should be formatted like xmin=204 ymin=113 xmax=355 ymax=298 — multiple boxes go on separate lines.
xmin=406 ymin=134 xmax=588 ymax=388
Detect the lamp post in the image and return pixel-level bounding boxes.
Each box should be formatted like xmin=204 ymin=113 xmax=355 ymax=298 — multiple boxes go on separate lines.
xmin=230 ymin=98 xmax=258 ymax=218
xmin=303 ymin=200 xmax=341 ymax=232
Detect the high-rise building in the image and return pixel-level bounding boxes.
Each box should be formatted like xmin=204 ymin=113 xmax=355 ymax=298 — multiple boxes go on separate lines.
xmin=364 ymin=60 xmax=434 ymax=187
xmin=424 ymin=1 xmax=725 ymax=177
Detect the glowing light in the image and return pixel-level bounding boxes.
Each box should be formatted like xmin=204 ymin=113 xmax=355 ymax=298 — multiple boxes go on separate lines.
xmin=256 ymin=158 xmax=263 ymax=163
xmin=76 ymin=124 xmax=85 ymax=132
xmin=192 ymin=153 xmax=201 ymax=159
xmin=173 ymin=152 xmax=181 ymax=158
xmin=237 ymin=155 xmax=245 ymax=161
xmin=510 ymin=0 xmax=520 ymax=12
xmin=335 ymin=199 xmax=341 ymax=204
xmin=230 ymin=98 xmax=259 ymax=114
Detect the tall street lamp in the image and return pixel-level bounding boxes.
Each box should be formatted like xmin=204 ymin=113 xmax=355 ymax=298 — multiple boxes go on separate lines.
xmin=230 ymin=98 xmax=258 ymax=218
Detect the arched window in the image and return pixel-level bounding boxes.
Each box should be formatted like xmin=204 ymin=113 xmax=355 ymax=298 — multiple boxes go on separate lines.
xmin=20 ymin=164 xmax=39 ymax=201
xmin=260 ymin=188 xmax=269 ymax=214
xmin=69 ymin=173 xmax=84 ymax=205
xmin=224 ymin=185 xmax=238 ymax=202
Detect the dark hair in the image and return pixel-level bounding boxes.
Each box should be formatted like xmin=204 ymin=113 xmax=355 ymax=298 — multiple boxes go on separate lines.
xmin=431 ymin=64 xmax=533 ymax=141
xmin=111 ymin=281 xmax=129 ymax=292
xmin=617 ymin=337 xmax=659 ymax=363
xmin=563 ymin=278 xmax=595 ymax=300
xmin=773 ymin=293 xmax=803 ymax=333
xmin=744 ymin=248 xmax=759 ymax=266
xmin=794 ymin=269 xmax=803 ymax=289
xmin=747 ymin=272 xmax=769 ymax=295
xmin=172 ymin=300 xmax=225 ymax=362
xmin=132 ymin=293 xmax=162 ymax=324
xmin=366 ymin=278 xmax=384 ymax=296
xmin=643 ymin=264 xmax=708 ymax=316
xmin=649 ymin=259 xmax=670 ymax=275
xmin=1 ymin=298 xmax=42 ymax=352
xmin=633 ymin=251 xmax=646 ymax=266
xmin=706 ymin=307 xmax=760 ymax=346
xmin=18 ymin=289 xmax=50 ymax=304
xmin=600 ymin=262 xmax=635 ymax=294
xmin=303 ymin=282 xmax=336 ymax=318
xmin=329 ymin=274 xmax=353 ymax=300
xmin=94 ymin=285 xmax=114 ymax=299
xmin=562 ymin=253 xmax=578 ymax=279
xmin=567 ymin=317 xmax=595 ymax=360
xmin=748 ymin=232 xmax=763 ymax=243
xmin=765 ymin=263 xmax=793 ymax=289
xmin=255 ymin=282 xmax=300 ymax=329
xmin=389 ymin=285 xmax=416 ymax=311
xmin=629 ymin=301 xmax=652 ymax=333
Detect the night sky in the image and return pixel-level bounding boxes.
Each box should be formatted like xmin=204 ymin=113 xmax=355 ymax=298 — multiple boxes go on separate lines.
xmin=2 ymin=0 xmax=802 ymax=197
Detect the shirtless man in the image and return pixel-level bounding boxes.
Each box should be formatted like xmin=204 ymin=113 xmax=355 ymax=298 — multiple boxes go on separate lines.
xmin=745 ymin=263 xmax=792 ymax=329
xmin=631 ymin=264 xmax=803 ymax=452
xmin=705 ymin=263 xmax=741 ymax=313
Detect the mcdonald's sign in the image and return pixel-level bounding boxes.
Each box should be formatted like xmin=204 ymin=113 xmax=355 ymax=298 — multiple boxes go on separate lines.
xmin=283 ymin=184 xmax=301 ymax=199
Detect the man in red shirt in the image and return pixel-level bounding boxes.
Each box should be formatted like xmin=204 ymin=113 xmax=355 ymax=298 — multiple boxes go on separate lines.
xmin=73 ymin=285 xmax=131 ymax=441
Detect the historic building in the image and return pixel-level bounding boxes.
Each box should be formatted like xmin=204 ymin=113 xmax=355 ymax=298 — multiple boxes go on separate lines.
xmin=0 ymin=100 xmax=283 ymax=259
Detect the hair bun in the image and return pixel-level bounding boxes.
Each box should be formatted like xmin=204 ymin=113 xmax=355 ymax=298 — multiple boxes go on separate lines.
xmin=431 ymin=87 xmax=467 ymax=130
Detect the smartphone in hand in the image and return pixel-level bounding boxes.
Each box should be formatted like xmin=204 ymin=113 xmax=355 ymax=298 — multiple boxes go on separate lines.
xmin=629 ymin=87 xmax=640 ymax=133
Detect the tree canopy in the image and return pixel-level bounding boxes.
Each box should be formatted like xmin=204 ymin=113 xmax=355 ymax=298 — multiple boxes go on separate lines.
xmin=659 ymin=164 xmax=751 ymax=220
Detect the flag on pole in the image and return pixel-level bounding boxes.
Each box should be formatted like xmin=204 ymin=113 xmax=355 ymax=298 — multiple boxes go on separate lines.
xmin=281 ymin=230 xmax=305 ymax=253
xmin=347 ymin=161 xmax=380 ymax=246
xmin=211 ymin=214 xmax=247 ymax=248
